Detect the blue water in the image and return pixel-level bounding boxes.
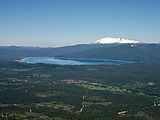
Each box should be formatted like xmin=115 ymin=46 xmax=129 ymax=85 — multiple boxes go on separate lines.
xmin=19 ymin=57 xmax=132 ymax=65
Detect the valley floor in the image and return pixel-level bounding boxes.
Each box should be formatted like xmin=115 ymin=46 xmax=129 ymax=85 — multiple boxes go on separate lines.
xmin=0 ymin=62 xmax=160 ymax=120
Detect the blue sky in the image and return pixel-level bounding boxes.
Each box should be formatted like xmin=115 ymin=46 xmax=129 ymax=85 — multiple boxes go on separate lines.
xmin=0 ymin=0 xmax=160 ymax=47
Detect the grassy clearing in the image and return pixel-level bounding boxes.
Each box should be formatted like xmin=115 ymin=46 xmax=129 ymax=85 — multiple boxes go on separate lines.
xmin=136 ymin=92 xmax=146 ymax=96
xmin=77 ymin=84 xmax=125 ymax=92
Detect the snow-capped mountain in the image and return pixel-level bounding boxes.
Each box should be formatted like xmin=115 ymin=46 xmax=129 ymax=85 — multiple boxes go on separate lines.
xmin=93 ymin=37 xmax=140 ymax=44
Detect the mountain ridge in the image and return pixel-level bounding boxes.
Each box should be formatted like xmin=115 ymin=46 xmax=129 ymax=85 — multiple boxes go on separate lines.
xmin=59 ymin=43 xmax=160 ymax=63
xmin=0 ymin=42 xmax=160 ymax=63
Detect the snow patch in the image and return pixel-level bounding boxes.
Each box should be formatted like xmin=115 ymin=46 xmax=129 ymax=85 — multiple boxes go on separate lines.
xmin=93 ymin=37 xmax=140 ymax=44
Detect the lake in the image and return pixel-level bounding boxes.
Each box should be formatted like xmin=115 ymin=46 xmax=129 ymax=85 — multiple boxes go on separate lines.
xmin=18 ymin=57 xmax=133 ymax=65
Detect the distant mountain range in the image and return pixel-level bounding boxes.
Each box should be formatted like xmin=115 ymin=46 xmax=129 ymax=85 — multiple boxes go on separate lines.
xmin=0 ymin=38 xmax=160 ymax=63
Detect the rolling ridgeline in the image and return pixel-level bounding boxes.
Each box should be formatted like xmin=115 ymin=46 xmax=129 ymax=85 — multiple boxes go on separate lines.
xmin=0 ymin=43 xmax=160 ymax=63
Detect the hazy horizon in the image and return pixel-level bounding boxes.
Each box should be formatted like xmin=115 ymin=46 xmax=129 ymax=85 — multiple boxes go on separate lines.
xmin=0 ymin=0 xmax=160 ymax=47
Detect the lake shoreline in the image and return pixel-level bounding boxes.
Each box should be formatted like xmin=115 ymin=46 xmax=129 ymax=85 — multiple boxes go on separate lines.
xmin=54 ymin=57 xmax=135 ymax=63
xmin=16 ymin=57 xmax=134 ymax=65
